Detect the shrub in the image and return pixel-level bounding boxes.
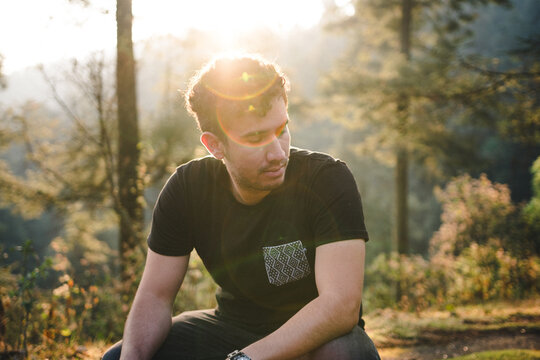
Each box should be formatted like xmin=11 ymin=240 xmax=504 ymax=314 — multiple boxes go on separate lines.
xmin=429 ymin=172 xmax=539 ymax=304
xmin=365 ymin=171 xmax=540 ymax=312
xmin=430 ymin=173 xmax=515 ymax=258
xmin=523 ymin=156 xmax=540 ymax=254
xmin=448 ymin=239 xmax=539 ymax=302
xmin=1 ymin=240 xmax=218 ymax=358
xmin=364 ymin=252 xmax=443 ymax=311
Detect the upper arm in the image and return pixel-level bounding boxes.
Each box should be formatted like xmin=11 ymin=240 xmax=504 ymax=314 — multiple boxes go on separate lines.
xmin=314 ymin=239 xmax=366 ymax=309
xmin=136 ymin=248 xmax=190 ymax=307
xmin=310 ymin=161 xmax=369 ymax=247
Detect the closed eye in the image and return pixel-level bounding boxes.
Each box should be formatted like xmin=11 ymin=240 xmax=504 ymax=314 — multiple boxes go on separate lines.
xmin=247 ymin=134 xmax=265 ymax=144
xmin=242 ymin=120 xmax=289 ymax=145
xmin=276 ymin=120 xmax=289 ymax=137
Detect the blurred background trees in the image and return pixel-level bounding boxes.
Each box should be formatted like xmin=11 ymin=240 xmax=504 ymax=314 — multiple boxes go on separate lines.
xmin=0 ymin=0 xmax=538 ymax=355
xmin=319 ymin=0 xmax=539 ymax=301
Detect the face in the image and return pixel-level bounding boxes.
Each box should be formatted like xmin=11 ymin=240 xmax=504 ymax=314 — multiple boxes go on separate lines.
xmin=208 ymin=97 xmax=291 ymax=204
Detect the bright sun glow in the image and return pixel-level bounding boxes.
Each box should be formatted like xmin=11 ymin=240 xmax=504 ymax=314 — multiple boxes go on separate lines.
xmin=134 ymin=0 xmax=324 ymax=36
xmin=0 ymin=0 xmax=325 ymax=74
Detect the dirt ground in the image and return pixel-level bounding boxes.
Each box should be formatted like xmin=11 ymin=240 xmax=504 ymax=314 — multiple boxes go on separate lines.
xmin=52 ymin=328 xmax=540 ymax=360
xmin=378 ymin=328 xmax=540 ymax=360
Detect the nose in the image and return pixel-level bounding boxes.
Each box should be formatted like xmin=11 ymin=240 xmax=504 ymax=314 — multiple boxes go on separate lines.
xmin=265 ymin=136 xmax=287 ymax=163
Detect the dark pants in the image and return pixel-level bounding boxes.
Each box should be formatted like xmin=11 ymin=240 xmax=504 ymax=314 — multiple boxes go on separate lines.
xmin=102 ymin=309 xmax=380 ymax=360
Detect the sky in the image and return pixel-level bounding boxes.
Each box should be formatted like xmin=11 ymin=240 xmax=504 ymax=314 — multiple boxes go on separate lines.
xmin=0 ymin=0 xmax=327 ymax=75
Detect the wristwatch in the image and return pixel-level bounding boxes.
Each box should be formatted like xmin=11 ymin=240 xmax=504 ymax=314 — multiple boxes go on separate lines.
xmin=226 ymin=350 xmax=251 ymax=360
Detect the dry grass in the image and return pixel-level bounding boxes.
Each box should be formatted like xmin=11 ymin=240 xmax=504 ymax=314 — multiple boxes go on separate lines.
xmin=365 ymin=298 xmax=540 ymax=349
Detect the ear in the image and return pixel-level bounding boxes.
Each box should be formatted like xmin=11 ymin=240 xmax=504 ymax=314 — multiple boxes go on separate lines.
xmin=200 ymin=132 xmax=226 ymax=160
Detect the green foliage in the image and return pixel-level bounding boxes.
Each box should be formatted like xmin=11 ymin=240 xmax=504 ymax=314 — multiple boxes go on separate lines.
xmin=523 ymin=157 xmax=540 ymax=242
xmin=430 ymin=173 xmax=515 ymax=257
xmin=1 ymin=240 xmax=52 ymax=355
xmin=0 ymin=53 xmax=200 ymax=300
xmin=364 ymin=252 xmax=436 ymax=311
xmin=431 ymin=171 xmax=539 ymax=258
xmin=322 ymin=0 xmax=539 ymax=256
xmin=365 ymin=245 xmax=539 ymax=312
xmin=321 ymin=0 xmax=516 ymax=176
xmin=449 ymin=241 xmax=538 ymax=301
xmin=364 ymin=173 xmax=539 ymax=312
xmin=1 ymin=240 xmax=218 ymax=357
xmin=173 ymin=254 xmax=217 ymax=313
xmin=1 ymin=243 xmax=125 ymax=357
xmin=0 ymin=38 xmax=211 ymax=357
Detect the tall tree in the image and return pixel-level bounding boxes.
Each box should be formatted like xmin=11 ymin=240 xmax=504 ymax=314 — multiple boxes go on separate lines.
xmin=116 ymin=0 xmax=144 ymax=289
xmin=395 ymin=0 xmax=412 ymax=255
xmin=322 ymin=0 xmax=512 ymax=257
xmin=0 ymin=46 xmax=201 ymax=285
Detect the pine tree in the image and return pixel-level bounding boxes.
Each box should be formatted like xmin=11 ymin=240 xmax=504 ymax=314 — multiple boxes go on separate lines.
xmin=322 ymin=0 xmax=513 ymax=256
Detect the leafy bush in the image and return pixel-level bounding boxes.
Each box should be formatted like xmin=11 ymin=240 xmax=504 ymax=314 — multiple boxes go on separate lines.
xmin=364 ymin=171 xmax=540 ymax=312
xmin=173 ymin=254 xmax=217 ymax=313
xmin=523 ymin=156 xmax=540 ymax=254
xmin=364 ymin=252 xmax=445 ymax=311
xmin=1 ymin=241 xmax=52 ymax=356
xmin=1 ymin=239 xmax=217 ymax=358
xmin=429 ymin=173 xmax=515 ymax=258
xmin=448 ymin=240 xmax=539 ymax=302
xmin=365 ymin=244 xmax=539 ymax=313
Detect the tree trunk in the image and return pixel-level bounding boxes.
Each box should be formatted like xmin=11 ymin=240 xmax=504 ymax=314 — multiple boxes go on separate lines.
xmin=395 ymin=0 xmax=412 ymax=303
xmin=116 ymin=0 xmax=143 ymax=290
xmin=395 ymin=145 xmax=408 ymax=254
xmin=395 ymin=0 xmax=412 ymax=255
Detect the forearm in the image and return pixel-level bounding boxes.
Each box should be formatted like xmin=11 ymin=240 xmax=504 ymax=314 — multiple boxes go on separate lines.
xmin=243 ymin=240 xmax=366 ymax=360
xmin=242 ymin=294 xmax=360 ymax=360
xmin=119 ymin=293 xmax=173 ymax=360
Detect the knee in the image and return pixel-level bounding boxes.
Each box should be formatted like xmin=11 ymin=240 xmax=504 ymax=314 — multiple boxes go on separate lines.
xmin=101 ymin=341 xmax=122 ymax=360
xmin=307 ymin=327 xmax=380 ymax=360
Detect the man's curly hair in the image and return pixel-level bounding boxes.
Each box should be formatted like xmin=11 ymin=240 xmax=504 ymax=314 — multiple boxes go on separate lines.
xmin=185 ymin=54 xmax=290 ymax=140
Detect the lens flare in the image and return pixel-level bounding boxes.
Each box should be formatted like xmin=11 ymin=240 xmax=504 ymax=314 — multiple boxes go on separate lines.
xmin=204 ymin=72 xmax=279 ymax=101
xmin=216 ymin=109 xmax=288 ymax=149
xmin=207 ymin=72 xmax=284 ymax=147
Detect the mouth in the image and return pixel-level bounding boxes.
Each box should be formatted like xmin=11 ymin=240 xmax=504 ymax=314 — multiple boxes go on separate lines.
xmin=261 ymin=162 xmax=287 ymax=177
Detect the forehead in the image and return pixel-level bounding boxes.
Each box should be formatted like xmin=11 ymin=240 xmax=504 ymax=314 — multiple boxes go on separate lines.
xmin=221 ymin=97 xmax=288 ymax=136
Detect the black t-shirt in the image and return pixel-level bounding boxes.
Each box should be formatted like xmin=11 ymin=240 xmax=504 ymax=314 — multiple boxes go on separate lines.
xmin=148 ymin=148 xmax=369 ymax=332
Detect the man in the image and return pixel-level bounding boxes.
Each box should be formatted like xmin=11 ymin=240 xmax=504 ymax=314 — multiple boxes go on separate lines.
xmin=103 ymin=55 xmax=380 ymax=360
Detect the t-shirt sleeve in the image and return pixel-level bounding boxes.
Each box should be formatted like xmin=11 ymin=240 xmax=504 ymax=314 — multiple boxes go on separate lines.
xmin=309 ymin=161 xmax=369 ymax=247
xmin=147 ymin=170 xmax=194 ymax=256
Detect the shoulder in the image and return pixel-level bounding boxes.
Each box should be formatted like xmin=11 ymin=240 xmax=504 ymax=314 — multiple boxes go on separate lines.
xmin=177 ymin=155 xmax=222 ymax=174
xmin=287 ymin=147 xmax=358 ymax=194
xmin=162 ymin=155 xmax=224 ymax=195
xmin=173 ymin=155 xmax=224 ymax=183
xmin=290 ymin=147 xmax=341 ymax=164
xmin=288 ymin=147 xmax=350 ymax=178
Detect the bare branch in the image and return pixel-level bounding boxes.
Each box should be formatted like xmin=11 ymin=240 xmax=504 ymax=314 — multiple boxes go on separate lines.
xmin=38 ymin=65 xmax=102 ymax=147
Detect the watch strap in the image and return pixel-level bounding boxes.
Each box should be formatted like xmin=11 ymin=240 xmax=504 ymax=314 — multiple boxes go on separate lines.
xmin=226 ymin=350 xmax=251 ymax=360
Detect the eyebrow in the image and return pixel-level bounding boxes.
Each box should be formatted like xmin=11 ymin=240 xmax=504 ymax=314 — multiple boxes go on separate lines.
xmin=242 ymin=119 xmax=289 ymax=139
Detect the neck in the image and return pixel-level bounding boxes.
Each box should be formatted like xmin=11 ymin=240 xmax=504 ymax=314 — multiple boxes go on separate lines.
xmin=230 ymin=180 xmax=270 ymax=205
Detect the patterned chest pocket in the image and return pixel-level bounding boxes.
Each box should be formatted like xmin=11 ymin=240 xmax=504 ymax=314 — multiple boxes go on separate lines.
xmin=262 ymin=240 xmax=311 ymax=286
